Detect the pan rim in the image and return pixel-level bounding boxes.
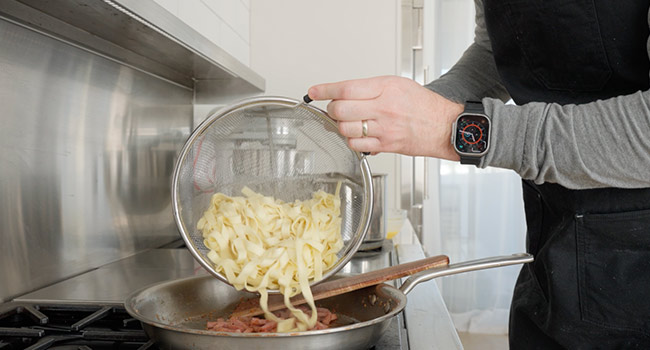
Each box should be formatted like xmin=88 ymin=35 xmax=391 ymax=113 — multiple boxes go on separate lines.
xmin=124 ymin=274 xmax=405 ymax=338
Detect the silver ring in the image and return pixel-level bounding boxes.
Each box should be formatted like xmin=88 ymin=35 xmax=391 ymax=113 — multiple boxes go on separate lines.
xmin=362 ymin=120 xmax=368 ymax=137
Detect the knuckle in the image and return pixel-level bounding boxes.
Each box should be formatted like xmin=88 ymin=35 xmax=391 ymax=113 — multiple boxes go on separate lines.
xmin=329 ymin=102 xmax=345 ymax=118
xmin=338 ymin=122 xmax=352 ymax=136
xmin=373 ymin=121 xmax=386 ymax=135
xmin=347 ymin=138 xmax=360 ymax=151
xmin=376 ymin=99 xmax=397 ymax=118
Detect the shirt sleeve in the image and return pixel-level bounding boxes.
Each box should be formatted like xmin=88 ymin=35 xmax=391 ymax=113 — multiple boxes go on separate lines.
xmin=484 ymin=91 xmax=650 ymax=189
xmin=426 ymin=0 xmax=650 ymax=190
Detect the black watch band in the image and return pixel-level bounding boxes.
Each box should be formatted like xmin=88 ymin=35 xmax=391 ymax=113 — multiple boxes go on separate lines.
xmin=460 ymin=154 xmax=482 ymax=165
xmin=464 ymin=101 xmax=483 ymax=114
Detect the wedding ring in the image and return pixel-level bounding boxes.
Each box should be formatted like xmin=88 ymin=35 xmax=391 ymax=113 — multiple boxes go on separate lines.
xmin=362 ymin=120 xmax=368 ymax=137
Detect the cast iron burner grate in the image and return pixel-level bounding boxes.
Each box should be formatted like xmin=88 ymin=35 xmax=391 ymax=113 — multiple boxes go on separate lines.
xmin=0 ymin=303 xmax=152 ymax=350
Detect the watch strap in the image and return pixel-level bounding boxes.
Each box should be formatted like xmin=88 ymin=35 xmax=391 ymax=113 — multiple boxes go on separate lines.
xmin=460 ymin=155 xmax=482 ymax=165
xmin=464 ymin=101 xmax=483 ymax=114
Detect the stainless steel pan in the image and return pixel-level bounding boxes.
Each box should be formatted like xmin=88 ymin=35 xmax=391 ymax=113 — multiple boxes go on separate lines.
xmin=124 ymin=253 xmax=533 ymax=350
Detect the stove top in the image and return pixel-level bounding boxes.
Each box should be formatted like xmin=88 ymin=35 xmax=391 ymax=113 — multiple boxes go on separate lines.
xmin=0 ymin=303 xmax=153 ymax=350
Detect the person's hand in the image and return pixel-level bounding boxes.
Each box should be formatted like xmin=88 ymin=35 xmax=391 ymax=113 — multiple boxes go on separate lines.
xmin=307 ymin=75 xmax=463 ymax=160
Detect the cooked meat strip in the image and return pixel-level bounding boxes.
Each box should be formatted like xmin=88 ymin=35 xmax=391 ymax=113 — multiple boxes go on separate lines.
xmin=206 ymin=306 xmax=337 ymax=333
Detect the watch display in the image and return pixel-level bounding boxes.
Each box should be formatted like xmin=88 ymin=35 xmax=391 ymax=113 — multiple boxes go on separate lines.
xmin=454 ymin=114 xmax=490 ymax=155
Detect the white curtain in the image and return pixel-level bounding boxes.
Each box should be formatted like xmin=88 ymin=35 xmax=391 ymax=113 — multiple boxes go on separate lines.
xmin=435 ymin=160 xmax=527 ymax=334
xmin=416 ymin=0 xmax=526 ymax=335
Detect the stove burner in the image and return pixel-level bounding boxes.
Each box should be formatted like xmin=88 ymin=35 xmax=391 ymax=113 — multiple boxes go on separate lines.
xmin=0 ymin=303 xmax=152 ymax=350
xmin=355 ymin=239 xmax=392 ymax=257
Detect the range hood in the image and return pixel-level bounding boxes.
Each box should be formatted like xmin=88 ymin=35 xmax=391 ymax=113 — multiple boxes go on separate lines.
xmin=0 ymin=0 xmax=265 ymax=94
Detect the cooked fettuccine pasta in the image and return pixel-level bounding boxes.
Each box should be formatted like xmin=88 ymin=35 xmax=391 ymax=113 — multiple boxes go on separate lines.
xmin=197 ymin=183 xmax=343 ymax=332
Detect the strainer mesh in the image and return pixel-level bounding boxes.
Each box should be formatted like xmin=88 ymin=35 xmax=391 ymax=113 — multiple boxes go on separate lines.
xmin=173 ymin=97 xmax=370 ymax=285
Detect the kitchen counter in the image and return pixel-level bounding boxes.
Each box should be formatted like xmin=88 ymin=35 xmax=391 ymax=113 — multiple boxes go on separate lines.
xmin=391 ymin=223 xmax=464 ymax=350
xmin=12 ymin=221 xmax=463 ymax=350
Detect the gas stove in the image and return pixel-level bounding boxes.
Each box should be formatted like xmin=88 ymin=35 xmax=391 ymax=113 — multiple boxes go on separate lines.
xmin=0 ymin=303 xmax=152 ymax=350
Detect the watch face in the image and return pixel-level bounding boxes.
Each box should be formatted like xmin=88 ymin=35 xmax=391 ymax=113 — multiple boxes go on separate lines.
xmin=454 ymin=114 xmax=490 ymax=155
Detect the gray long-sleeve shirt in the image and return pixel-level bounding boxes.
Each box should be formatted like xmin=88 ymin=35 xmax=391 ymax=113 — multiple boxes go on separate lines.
xmin=425 ymin=1 xmax=650 ymax=189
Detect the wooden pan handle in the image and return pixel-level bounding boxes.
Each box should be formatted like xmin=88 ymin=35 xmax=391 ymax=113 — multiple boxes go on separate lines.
xmin=231 ymin=254 xmax=450 ymax=318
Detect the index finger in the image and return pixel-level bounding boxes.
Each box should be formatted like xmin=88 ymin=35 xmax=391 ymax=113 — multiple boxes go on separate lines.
xmin=308 ymin=77 xmax=386 ymax=101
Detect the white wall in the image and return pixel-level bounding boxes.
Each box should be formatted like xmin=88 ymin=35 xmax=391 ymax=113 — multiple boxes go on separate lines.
xmin=250 ymin=0 xmax=402 ymax=210
xmin=153 ymin=0 xmax=251 ymax=66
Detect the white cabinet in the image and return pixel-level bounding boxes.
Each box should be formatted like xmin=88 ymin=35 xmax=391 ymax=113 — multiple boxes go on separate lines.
xmin=153 ymin=0 xmax=251 ymax=66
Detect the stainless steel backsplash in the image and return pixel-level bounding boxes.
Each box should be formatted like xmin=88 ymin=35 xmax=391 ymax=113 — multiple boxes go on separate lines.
xmin=0 ymin=17 xmax=192 ymax=302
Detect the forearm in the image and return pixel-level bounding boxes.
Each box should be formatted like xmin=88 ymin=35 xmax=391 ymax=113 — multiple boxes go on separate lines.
xmin=484 ymin=91 xmax=650 ymax=189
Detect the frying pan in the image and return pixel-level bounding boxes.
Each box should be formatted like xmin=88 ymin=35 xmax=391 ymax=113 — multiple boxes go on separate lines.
xmin=124 ymin=253 xmax=532 ymax=350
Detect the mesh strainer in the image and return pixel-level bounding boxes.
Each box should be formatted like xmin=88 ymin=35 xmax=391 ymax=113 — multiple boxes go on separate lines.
xmin=171 ymin=96 xmax=373 ymax=290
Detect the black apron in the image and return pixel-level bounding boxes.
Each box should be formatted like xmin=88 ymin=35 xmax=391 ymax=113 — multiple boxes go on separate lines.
xmin=482 ymin=1 xmax=650 ymax=348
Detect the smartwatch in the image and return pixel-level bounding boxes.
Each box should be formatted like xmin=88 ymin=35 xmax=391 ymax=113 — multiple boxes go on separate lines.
xmin=451 ymin=101 xmax=491 ymax=166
